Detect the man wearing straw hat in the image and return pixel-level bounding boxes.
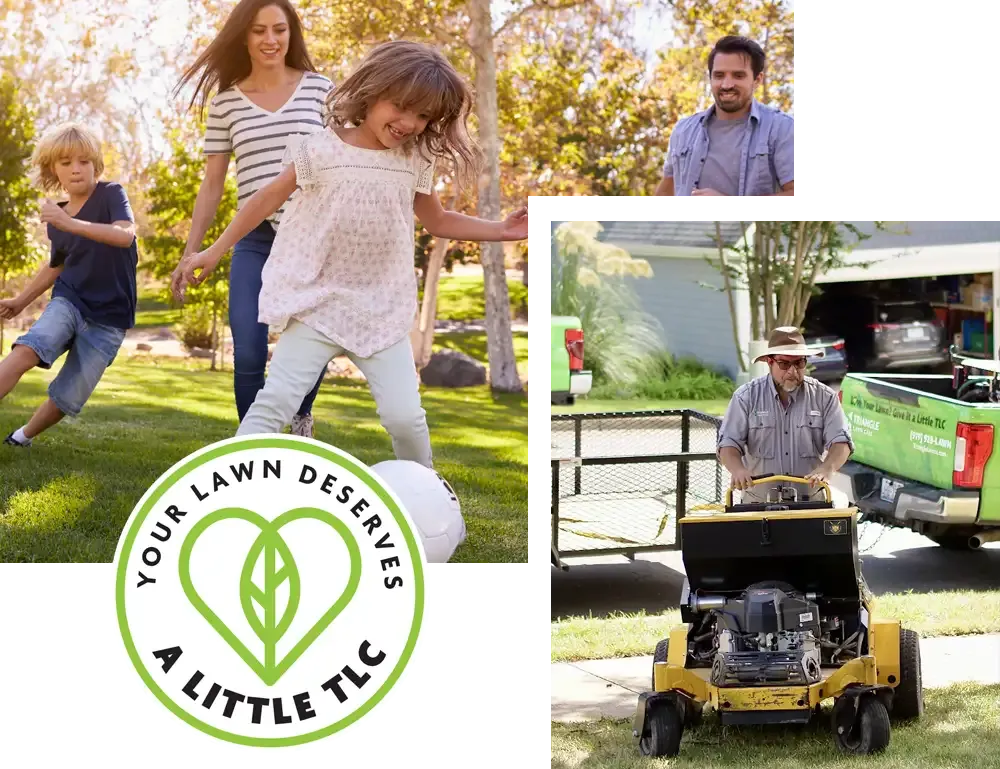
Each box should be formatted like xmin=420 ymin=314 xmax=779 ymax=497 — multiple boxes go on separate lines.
xmin=717 ymin=326 xmax=854 ymax=504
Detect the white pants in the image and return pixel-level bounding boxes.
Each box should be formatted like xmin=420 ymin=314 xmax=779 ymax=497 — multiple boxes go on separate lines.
xmin=236 ymin=319 xmax=433 ymax=468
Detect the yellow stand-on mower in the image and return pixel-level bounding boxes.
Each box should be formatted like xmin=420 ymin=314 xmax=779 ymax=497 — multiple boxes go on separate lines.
xmin=633 ymin=475 xmax=923 ymax=757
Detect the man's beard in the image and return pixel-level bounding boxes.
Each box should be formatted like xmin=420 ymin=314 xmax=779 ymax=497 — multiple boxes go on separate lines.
xmin=781 ymin=380 xmax=800 ymax=393
xmin=715 ymin=90 xmax=748 ymax=113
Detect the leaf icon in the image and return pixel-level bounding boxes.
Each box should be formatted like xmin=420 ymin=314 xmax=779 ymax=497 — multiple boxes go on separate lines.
xmin=239 ymin=527 xmax=301 ymax=676
xmin=179 ymin=507 xmax=361 ymax=685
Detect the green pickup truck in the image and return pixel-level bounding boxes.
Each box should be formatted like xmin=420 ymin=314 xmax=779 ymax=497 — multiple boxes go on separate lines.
xmin=551 ymin=316 xmax=592 ymax=405
xmin=833 ymin=352 xmax=1000 ymax=550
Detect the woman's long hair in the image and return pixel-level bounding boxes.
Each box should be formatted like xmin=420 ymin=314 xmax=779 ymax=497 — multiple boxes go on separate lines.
xmin=326 ymin=41 xmax=482 ymax=191
xmin=174 ymin=0 xmax=316 ymax=117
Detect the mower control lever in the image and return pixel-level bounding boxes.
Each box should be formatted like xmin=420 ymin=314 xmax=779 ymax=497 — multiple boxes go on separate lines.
xmin=725 ymin=475 xmax=832 ymax=508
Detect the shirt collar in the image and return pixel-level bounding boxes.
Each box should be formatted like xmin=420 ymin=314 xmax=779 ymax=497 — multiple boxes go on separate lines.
xmin=767 ymin=374 xmax=798 ymax=405
xmin=698 ymin=98 xmax=760 ymax=125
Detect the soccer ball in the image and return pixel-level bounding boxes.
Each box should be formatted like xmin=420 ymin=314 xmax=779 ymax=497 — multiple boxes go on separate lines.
xmin=370 ymin=460 xmax=466 ymax=563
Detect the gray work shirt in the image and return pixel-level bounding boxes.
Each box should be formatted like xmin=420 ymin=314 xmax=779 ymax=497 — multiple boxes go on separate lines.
xmin=663 ymin=99 xmax=794 ymax=196
xmin=717 ymin=374 xmax=854 ymax=503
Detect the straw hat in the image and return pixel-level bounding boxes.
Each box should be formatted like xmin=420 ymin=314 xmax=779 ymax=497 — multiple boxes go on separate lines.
xmin=753 ymin=326 xmax=825 ymax=363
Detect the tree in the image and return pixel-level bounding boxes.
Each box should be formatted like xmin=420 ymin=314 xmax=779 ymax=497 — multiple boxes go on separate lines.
xmin=707 ymin=221 xmax=892 ymax=370
xmin=1 ymin=0 xmax=152 ymax=181
xmin=665 ymin=0 xmax=794 ymax=113
xmin=0 ymin=71 xmax=43 ymax=351
xmin=141 ymin=133 xmax=238 ymax=371
xmin=468 ymin=0 xmax=521 ymax=391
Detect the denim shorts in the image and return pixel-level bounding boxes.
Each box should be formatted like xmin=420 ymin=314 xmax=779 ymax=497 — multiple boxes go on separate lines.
xmin=14 ymin=296 xmax=126 ymax=417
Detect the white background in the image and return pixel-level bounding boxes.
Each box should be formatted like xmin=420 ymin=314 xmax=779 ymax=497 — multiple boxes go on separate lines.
xmin=0 ymin=564 xmax=549 ymax=765
xmin=796 ymin=0 xmax=1000 ymax=200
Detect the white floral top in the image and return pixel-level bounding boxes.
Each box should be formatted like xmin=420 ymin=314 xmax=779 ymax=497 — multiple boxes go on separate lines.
xmin=258 ymin=128 xmax=436 ymax=358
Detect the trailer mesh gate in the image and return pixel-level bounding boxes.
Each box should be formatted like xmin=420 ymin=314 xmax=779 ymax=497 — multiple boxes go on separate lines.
xmin=551 ymin=410 xmax=729 ymax=565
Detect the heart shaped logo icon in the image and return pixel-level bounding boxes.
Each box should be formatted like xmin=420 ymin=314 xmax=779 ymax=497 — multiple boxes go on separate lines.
xmin=178 ymin=506 xmax=362 ymax=686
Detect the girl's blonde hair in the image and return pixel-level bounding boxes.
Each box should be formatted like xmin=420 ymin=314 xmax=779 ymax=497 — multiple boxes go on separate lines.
xmin=31 ymin=123 xmax=105 ymax=193
xmin=326 ymin=41 xmax=482 ymax=191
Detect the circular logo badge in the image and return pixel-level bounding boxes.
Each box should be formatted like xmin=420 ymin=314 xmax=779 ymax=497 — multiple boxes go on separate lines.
xmin=115 ymin=436 xmax=424 ymax=746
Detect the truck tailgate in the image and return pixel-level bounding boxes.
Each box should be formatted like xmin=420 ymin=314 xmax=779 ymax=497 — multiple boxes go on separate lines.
xmin=840 ymin=375 xmax=959 ymax=489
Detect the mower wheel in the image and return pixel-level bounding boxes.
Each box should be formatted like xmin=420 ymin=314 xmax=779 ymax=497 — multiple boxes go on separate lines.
xmin=650 ymin=639 xmax=702 ymax=727
xmin=833 ymin=696 xmax=891 ymax=755
xmin=651 ymin=639 xmax=668 ymax=690
xmin=638 ymin=699 xmax=683 ymax=757
xmin=893 ymin=628 xmax=924 ymax=721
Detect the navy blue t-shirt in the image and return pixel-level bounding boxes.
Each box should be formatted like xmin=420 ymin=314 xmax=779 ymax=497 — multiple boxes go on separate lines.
xmin=48 ymin=181 xmax=138 ymax=330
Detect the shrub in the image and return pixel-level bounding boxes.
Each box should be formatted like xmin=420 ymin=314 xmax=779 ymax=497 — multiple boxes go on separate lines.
xmin=175 ymin=305 xmax=214 ymax=351
xmin=590 ymin=352 xmax=735 ymax=400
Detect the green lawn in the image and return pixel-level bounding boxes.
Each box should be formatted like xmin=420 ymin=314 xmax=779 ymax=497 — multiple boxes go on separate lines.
xmin=552 ymin=398 xmax=730 ymax=416
xmin=135 ymin=286 xmax=182 ymax=329
xmin=424 ymin=273 xmax=528 ymax=322
xmin=434 ymin=330 xmax=528 ymax=376
xmin=0 ymin=353 xmax=526 ymax=563
xmin=551 ymin=590 xmax=1000 ymax=663
xmin=136 ymin=273 xmax=528 ymax=331
xmin=552 ymin=683 xmax=1000 ymax=769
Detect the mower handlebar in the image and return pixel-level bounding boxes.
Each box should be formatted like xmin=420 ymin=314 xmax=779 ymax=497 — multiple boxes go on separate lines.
xmin=725 ymin=474 xmax=832 ymax=507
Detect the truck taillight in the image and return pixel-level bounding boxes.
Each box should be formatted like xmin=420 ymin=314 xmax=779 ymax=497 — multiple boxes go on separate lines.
xmin=565 ymin=329 xmax=584 ymax=371
xmin=838 ymin=390 xmax=843 ymax=403
xmin=954 ymin=423 xmax=994 ymax=488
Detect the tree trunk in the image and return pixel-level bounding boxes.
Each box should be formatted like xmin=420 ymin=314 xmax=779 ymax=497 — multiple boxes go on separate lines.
xmin=468 ymin=0 xmax=523 ymax=393
xmin=0 ymin=271 xmax=5 ymax=353
xmin=414 ymin=234 xmax=451 ymax=369
xmin=716 ymin=222 xmax=746 ymax=372
xmin=209 ymin=307 xmax=218 ymax=372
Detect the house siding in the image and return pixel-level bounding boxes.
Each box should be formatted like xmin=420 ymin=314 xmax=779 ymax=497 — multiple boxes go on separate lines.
xmin=629 ymin=256 xmax=741 ymax=378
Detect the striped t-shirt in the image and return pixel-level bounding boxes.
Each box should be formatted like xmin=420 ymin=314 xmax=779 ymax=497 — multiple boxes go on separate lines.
xmin=202 ymin=71 xmax=332 ymax=225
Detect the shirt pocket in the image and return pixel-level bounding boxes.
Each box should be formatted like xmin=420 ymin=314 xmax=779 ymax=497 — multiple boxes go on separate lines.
xmin=797 ymin=413 xmax=825 ymax=458
xmin=751 ymin=139 xmax=777 ymax=195
xmin=747 ymin=412 xmax=776 ymax=459
xmin=671 ymin=145 xmax=695 ymax=193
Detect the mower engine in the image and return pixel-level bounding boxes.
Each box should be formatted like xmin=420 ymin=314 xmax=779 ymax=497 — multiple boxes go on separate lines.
xmin=701 ymin=586 xmax=825 ymax=686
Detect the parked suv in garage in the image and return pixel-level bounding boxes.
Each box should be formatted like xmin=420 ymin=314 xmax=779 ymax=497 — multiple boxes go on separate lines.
xmin=808 ymin=293 xmax=948 ymax=372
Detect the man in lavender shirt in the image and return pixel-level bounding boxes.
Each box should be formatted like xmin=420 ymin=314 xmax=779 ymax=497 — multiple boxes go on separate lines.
xmin=655 ymin=36 xmax=794 ymax=197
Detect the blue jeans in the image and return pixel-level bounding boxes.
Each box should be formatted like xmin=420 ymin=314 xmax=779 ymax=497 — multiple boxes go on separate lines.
xmin=229 ymin=221 xmax=323 ymax=422
xmin=13 ymin=296 xmax=126 ymax=417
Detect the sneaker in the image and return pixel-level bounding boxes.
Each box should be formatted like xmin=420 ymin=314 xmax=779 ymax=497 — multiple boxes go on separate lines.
xmin=3 ymin=431 xmax=31 ymax=448
xmin=290 ymin=414 xmax=314 ymax=438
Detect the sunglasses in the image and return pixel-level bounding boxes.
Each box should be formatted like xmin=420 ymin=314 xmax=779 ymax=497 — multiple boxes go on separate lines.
xmin=770 ymin=357 xmax=807 ymax=371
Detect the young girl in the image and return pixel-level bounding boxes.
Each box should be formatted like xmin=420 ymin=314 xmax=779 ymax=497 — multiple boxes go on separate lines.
xmin=180 ymin=40 xmax=527 ymax=468
xmin=170 ymin=0 xmax=328 ymax=438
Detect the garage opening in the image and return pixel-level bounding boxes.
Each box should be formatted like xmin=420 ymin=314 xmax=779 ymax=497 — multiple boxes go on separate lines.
xmin=805 ymin=273 xmax=994 ymax=375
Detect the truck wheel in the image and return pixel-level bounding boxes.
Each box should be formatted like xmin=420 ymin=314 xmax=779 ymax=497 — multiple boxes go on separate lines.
xmin=833 ymin=696 xmax=891 ymax=755
xmin=893 ymin=628 xmax=924 ymax=721
xmin=638 ymin=700 xmax=683 ymax=757
xmin=651 ymin=639 xmax=668 ymax=690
